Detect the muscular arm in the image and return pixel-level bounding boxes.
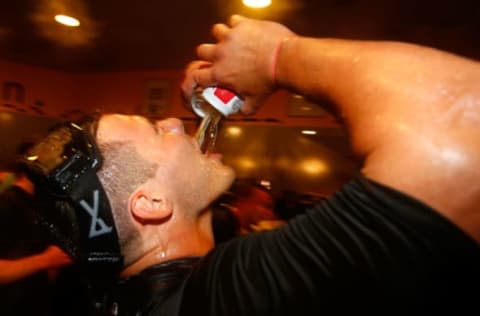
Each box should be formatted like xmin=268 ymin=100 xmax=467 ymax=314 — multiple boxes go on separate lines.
xmin=277 ymin=37 xmax=480 ymax=155
xmin=276 ymin=37 xmax=480 ymax=239
xmin=183 ymin=15 xmax=480 ymax=241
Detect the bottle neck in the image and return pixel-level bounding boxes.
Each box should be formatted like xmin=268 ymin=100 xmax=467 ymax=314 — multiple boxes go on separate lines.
xmin=191 ymin=86 xmax=241 ymax=153
xmin=195 ymin=104 xmax=223 ymax=153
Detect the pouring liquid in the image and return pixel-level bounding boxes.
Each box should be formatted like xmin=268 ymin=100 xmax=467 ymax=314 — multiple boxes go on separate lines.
xmin=191 ymin=86 xmax=242 ymax=153
xmin=195 ymin=104 xmax=222 ymax=153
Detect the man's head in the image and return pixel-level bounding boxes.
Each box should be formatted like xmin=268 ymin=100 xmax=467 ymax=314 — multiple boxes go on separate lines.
xmin=23 ymin=114 xmax=235 ymax=276
xmin=95 ymin=115 xmax=235 ymax=271
xmin=229 ymin=180 xmax=280 ymax=234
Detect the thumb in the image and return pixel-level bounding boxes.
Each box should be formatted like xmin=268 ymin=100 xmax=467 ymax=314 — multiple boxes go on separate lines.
xmin=181 ymin=60 xmax=213 ymax=101
xmin=241 ymin=97 xmax=265 ymax=115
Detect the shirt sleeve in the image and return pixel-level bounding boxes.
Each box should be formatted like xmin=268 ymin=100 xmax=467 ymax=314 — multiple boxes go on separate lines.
xmin=179 ymin=176 xmax=480 ymax=316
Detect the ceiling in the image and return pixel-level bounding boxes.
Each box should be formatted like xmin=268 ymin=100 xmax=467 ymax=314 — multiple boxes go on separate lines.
xmin=0 ymin=0 xmax=479 ymax=72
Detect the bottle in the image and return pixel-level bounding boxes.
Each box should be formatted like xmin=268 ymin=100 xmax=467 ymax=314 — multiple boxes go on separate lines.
xmin=191 ymin=86 xmax=243 ymax=153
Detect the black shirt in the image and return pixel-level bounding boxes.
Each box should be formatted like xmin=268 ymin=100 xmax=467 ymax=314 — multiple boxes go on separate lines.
xmin=107 ymin=176 xmax=480 ymax=315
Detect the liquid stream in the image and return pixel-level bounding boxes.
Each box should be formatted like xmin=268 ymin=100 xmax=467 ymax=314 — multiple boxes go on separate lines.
xmin=194 ymin=103 xmax=222 ymax=154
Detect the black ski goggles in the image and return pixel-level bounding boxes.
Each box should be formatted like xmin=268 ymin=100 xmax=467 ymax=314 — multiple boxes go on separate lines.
xmin=21 ymin=115 xmax=123 ymax=276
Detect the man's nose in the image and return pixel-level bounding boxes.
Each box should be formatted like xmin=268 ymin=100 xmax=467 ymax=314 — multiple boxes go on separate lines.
xmin=156 ymin=118 xmax=185 ymax=134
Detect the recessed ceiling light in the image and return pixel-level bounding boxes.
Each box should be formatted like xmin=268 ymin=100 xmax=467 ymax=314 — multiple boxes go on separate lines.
xmin=301 ymin=130 xmax=317 ymax=135
xmin=243 ymin=0 xmax=272 ymax=9
xmin=54 ymin=14 xmax=80 ymax=27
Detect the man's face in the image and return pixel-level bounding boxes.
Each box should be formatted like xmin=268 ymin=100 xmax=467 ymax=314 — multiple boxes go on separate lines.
xmin=96 ymin=114 xmax=235 ymax=212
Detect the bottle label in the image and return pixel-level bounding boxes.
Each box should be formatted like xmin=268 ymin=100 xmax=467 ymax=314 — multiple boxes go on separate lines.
xmin=202 ymin=87 xmax=243 ymax=116
xmin=213 ymin=88 xmax=237 ymax=103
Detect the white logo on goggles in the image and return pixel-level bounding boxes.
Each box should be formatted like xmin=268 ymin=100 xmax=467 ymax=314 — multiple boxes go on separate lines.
xmin=79 ymin=190 xmax=113 ymax=238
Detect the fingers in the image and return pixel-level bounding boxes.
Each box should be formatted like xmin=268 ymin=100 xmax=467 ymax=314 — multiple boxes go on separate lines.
xmin=241 ymin=99 xmax=257 ymax=115
xmin=212 ymin=23 xmax=230 ymax=41
xmin=44 ymin=245 xmax=73 ymax=267
xmin=181 ymin=60 xmax=211 ymax=99
xmin=192 ymin=67 xmax=216 ymax=88
xmin=229 ymin=14 xmax=247 ymax=27
xmin=181 ymin=78 xmax=195 ymax=101
xmin=196 ymin=43 xmax=216 ymax=62
xmin=184 ymin=60 xmax=211 ymax=75
xmin=241 ymin=95 xmax=269 ymax=115
xmin=212 ymin=15 xmax=245 ymax=41
xmin=183 ymin=60 xmax=211 ymax=83
xmin=181 ymin=60 xmax=217 ymax=101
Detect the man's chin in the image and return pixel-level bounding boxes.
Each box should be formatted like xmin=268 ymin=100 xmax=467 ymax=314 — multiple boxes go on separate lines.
xmin=223 ymin=167 xmax=236 ymax=188
xmin=210 ymin=169 xmax=235 ymax=201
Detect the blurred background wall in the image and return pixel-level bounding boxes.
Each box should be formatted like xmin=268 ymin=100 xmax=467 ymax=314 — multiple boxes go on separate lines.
xmin=1 ymin=59 xmax=358 ymax=196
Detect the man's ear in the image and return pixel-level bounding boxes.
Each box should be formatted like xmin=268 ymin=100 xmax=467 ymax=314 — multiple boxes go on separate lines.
xmin=130 ymin=191 xmax=173 ymax=222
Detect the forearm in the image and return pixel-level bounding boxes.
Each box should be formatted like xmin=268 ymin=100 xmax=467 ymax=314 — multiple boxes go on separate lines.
xmin=276 ymin=37 xmax=480 ymax=230
xmin=0 ymin=254 xmax=49 ymax=284
xmin=276 ymin=37 xmax=480 ymax=155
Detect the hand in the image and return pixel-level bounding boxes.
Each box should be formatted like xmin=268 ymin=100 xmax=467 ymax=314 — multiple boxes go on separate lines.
xmin=0 ymin=245 xmax=73 ymax=284
xmin=40 ymin=245 xmax=73 ymax=269
xmin=182 ymin=15 xmax=296 ymax=114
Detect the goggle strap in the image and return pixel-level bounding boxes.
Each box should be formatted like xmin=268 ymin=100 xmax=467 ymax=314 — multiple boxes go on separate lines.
xmin=69 ymin=168 xmax=123 ymax=274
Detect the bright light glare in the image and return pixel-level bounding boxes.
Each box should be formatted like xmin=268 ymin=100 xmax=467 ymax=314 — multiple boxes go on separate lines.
xmin=0 ymin=111 xmax=13 ymax=123
xmin=301 ymin=130 xmax=317 ymax=135
xmin=236 ymin=157 xmax=257 ymax=170
xmin=226 ymin=126 xmax=242 ymax=137
xmin=300 ymin=159 xmax=329 ymax=175
xmin=54 ymin=14 xmax=80 ymax=27
xmin=243 ymin=0 xmax=272 ymax=9
xmin=260 ymin=179 xmax=271 ymax=189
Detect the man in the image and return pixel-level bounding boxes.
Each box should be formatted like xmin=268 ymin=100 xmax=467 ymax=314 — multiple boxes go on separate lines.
xmin=95 ymin=115 xmax=234 ymax=276
xmin=228 ymin=179 xmax=285 ymax=234
xmin=0 ymin=171 xmax=72 ymax=315
xmin=23 ymin=15 xmax=480 ymax=315
xmin=22 ymin=115 xmax=235 ymax=314
xmin=182 ymin=14 xmax=480 ymax=243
